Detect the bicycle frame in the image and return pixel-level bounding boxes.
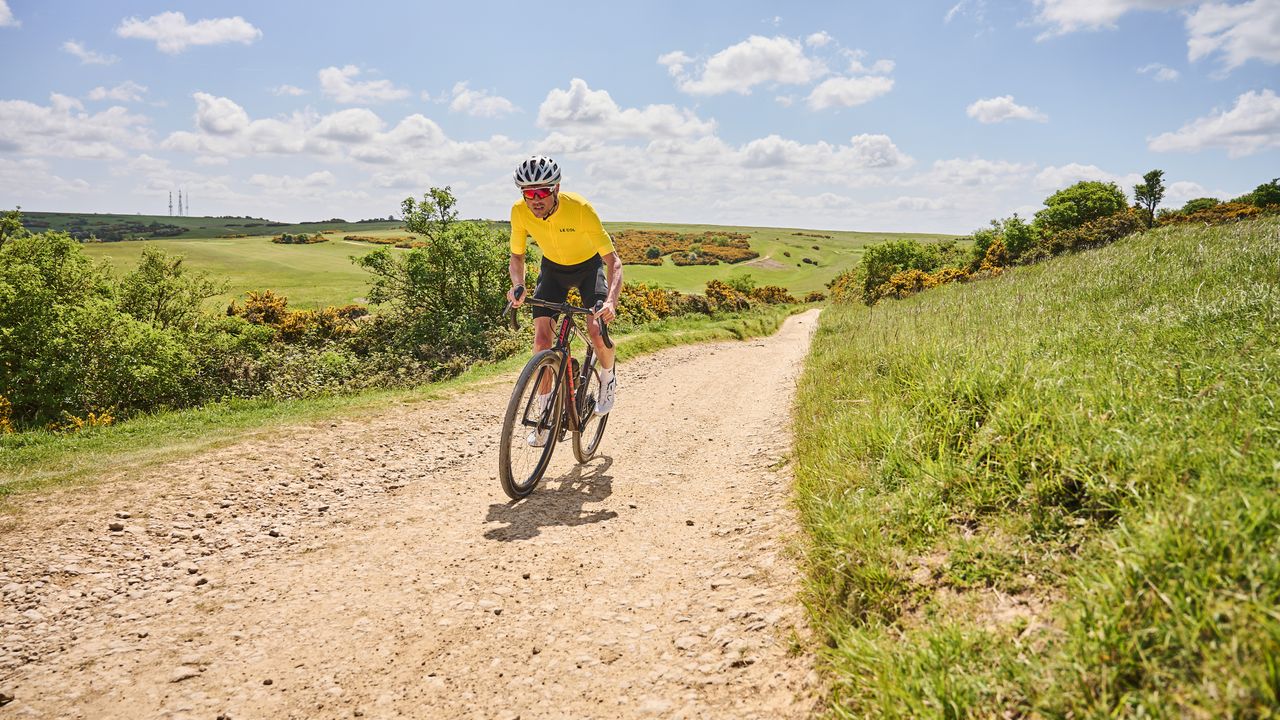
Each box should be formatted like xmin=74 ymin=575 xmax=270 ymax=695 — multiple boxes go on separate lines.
xmin=506 ymin=290 xmax=612 ymax=437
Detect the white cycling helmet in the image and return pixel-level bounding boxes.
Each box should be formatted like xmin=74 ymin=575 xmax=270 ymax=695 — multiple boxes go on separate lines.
xmin=513 ymin=155 xmax=561 ymax=188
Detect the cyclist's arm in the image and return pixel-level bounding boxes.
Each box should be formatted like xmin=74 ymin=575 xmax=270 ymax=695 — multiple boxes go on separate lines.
xmin=599 ymin=251 xmax=623 ymax=321
xmin=508 ymin=253 xmax=526 ymax=305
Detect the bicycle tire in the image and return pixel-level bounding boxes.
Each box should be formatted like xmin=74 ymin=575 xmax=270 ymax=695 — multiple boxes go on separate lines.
xmin=572 ymin=361 xmax=610 ymax=463
xmin=498 ymin=351 xmax=564 ymax=499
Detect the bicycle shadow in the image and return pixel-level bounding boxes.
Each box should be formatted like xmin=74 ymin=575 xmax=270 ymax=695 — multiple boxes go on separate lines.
xmin=483 ymin=456 xmax=617 ymax=542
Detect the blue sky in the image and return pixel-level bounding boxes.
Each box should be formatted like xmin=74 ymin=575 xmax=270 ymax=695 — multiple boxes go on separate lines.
xmin=1 ymin=0 xmax=1277 ymax=233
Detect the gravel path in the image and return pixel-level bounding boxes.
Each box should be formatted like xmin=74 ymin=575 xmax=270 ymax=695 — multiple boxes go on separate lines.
xmin=0 ymin=309 xmax=821 ymax=719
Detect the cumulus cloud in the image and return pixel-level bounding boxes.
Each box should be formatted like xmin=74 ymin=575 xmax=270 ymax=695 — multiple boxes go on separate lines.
xmin=62 ymin=40 xmax=119 ymax=65
xmin=193 ymin=92 xmax=250 ymax=135
xmin=0 ymin=1 xmax=18 ymax=27
xmin=1186 ymin=0 xmax=1280 ymax=71
xmin=0 ymin=93 xmax=151 ymax=159
xmin=806 ymin=31 xmax=832 ymax=47
xmin=318 ymin=65 xmax=410 ymax=104
xmin=663 ymin=35 xmax=827 ymax=95
xmin=1148 ymin=88 xmax=1280 ymax=157
xmin=806 ymin=76 xmax=894 ymax=110
xmin=163 ymin=92 xmax=518 ymax=180
xmin=1033 ymin=163 xmax=1130 ymax=190
xmin=88 ymin=81 xmax=147 ymax=103
xmin=313 ymin=108 xmax=384 ymax=143
xmin=248 ymin=171 xmax=336 ymax=191
xmin=919 ymin=158 xmax=1036 ymax=187
xmin=449 ymin=82 xmax=517 ymax=118
xmin=537 ymin=78 xmax=716 ymax=139
xmin=1138 ymin=62 xmax=1180 ymax=81
xmin=272 ymin=84 xmax=307 ymax=97
xmin=1032 ymin=0 xmax=1195 ymax=38
xmin=0 ymin=159 xmax=93 ymax=204
xmin=966 ymin=95 xmax=1048 ymax=123
xmin=116 ymin=12 xmax=261 ymax=53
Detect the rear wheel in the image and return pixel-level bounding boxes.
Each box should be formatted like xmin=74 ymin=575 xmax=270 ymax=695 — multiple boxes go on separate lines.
xmin=498 ymin=351 xmax=563 ymax=499
xmin=572 ymin=361 xmax=609 ymax=463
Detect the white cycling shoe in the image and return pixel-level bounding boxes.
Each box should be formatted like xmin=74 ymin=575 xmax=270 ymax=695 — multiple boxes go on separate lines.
xmin=594 ymin=372 xmax=617 ymax=415
xmin=527 ymin=428 xmax=550 ymax=447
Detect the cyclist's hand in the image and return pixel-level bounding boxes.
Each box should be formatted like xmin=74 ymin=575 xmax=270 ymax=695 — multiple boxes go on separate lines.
xmin=507 ymin=285 xmax=525 ymax=307
xmin=595 ymin=301 xmax=616 ymax=324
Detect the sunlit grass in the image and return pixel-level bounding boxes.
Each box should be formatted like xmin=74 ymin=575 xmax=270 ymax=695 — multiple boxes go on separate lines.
xmin=793 ymin=217 xmax=1280 ymax=716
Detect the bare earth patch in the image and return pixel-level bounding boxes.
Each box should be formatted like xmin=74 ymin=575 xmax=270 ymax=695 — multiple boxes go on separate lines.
xmin=0 ymin=310 xmax=822 ymax=719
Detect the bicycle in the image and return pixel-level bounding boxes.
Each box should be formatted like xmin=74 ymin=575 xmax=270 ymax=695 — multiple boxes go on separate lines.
xmin=497 ymin=285 xmax=613 ymax=500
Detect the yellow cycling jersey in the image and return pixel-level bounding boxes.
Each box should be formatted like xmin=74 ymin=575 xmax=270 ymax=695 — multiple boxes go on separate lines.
xmin=509 ymin=191 xmax=616 ymax=265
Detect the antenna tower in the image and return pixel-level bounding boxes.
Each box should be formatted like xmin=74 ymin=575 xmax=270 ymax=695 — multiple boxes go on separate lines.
xmin=169 ymin=191 xmax=173 ymax=216
xmin=178 ymin=190 xmax=184 ymax=217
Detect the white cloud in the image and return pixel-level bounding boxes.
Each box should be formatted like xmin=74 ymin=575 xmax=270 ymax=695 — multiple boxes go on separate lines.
xmin=806 ymin=76 xmax=894 ymax=110
xmin=0 ymin=159 xmax=92 ymax=203
xmin=665 ymin=35 xmax=827 ymax=95
xmin=61 ymin=40 xmax=118 ymax=65
xmin=116 ymin=12 xmax=262 ymax=54
xmin=945 ymin=1 xmax=967 ymax=23
xmin=314 ymin=108 xmax=384 ymax=142
xmin=849 ymin=134 xmax=912 ymax=168
xmin=1148 ymin=89 xmax=1280 ymax=157
xmin=0 ymin=93 xmax=151 ymax=159
xmin=806 ymin=31 xmax=832 ymax=47
xmin=538 ymin=78 xmax=716 ymax=139
xmin=193 ymin=92 xmax=250 ymax=135
xmin=1032 ymin=0 xmax=1195 ymax=38
xmin=449 ymin=82 xmax=517 ymax=118
xmin=1164 ymin=180 xmax=1222 ymax=205
xmin=272 ymin=85 xmax=307 ymax=97
xmin=0 ymin=1 xmax=18 ymax=27
xmin=1186 ymin=0 xmax=1280 ymax=71
xmin=966 ymin=95 xmax=1048 ymax=123
xmin=1034 ymin=163 xmax=1131 ymax=190
xmin=248 ymin=171 xmax=337 ymax=191
xmin=1138 ymin=62 xmax=1180 ymax=81
xmin=920 ymin=158 xmax=1036 ymax=187
xmin=318 ymin=65 xmax=410 ymax=104
xmin=88 ymin=81 xmax=147 ymax=103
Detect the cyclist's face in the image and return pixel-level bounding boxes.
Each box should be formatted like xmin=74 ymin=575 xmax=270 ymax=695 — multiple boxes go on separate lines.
xmin=522 ymin=184 xmax=558 ymax=218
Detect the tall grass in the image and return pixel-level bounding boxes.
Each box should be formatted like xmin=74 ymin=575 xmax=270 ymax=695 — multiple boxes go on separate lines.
xmin=794 ymin=217 xmax=1280 ymax=717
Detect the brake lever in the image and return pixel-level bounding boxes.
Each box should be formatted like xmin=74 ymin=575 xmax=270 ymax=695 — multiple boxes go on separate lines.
xmin=591 ymin=300 xmax=614 ymax=349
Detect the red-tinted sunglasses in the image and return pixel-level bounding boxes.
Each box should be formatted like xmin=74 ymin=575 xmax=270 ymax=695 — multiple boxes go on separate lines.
xmin=521 ymin=186 xmax=556 ymax=200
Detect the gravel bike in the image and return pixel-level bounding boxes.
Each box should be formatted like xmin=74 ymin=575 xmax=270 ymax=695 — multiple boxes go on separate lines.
xmin=498 ymin=286 xmax=613 ymax=500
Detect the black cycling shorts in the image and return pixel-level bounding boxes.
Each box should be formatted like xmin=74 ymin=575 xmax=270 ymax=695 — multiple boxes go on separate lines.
xmin=531 ymin=255 xmax=607 ymax=319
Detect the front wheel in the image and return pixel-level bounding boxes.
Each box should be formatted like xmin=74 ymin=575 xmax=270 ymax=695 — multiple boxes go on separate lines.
xmin=572 ymin=362 xmax=610 ymax=463
xmin=498 ymin=351 xmax=564 ymax=499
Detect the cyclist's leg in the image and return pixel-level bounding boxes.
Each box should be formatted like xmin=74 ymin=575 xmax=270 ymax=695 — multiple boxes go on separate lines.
xmin=531 ymin=260 xmax=569 ymax=396
xmin=577 ymin=258 xmax=618 ymax=415
xmin=579 ymin=258 xmax=615 ymax=370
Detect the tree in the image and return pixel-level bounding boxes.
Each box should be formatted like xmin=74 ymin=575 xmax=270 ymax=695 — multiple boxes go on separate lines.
xmin=1133 ymin=169 xmax=1166 ymax=228
xmin=118 ymin=247 xmax=223 ymax=333
xmin=1238 ymin=178 xmax=1280 ymax=208
xmin=1033 ymin=181 xmax=1129 ymax=236
xmin=356 ymin=186 xmax=518 ymax=365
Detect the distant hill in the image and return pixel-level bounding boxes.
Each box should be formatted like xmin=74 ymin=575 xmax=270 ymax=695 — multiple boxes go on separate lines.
xmin=19 ymin=211 xmax=404 ymax=241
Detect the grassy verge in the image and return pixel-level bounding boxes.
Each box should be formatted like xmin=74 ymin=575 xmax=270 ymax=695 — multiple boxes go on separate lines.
xmin=0 ymin=303 xmax=802 ymax=500
xmin=793 ymin=217 xmax=1280 ymax=717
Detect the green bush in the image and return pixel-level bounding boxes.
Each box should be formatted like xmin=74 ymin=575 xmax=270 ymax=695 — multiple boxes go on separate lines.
xmin=1033 ymin=181 xmax=1129 ymax=236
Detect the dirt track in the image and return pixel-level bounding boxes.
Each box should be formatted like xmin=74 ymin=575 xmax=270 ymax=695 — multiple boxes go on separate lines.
xmin=0 ymin=309 xmax=821 ymax=719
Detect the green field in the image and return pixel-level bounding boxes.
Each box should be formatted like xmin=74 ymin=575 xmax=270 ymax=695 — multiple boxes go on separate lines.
xmin=609 ymin=221 xmax=958 ymax=295
xmin=794 ymin=217 xmax=1280 ymax=716
xmin=25 ymin=211 xmax=958 ymax=308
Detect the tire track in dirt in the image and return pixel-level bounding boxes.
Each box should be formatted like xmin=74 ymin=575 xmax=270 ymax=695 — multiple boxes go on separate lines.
xmin=0 ymin=309 xmax=821 ymax=719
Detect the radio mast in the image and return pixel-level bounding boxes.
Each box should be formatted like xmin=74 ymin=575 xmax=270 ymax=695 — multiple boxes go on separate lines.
xmin=178 ymin=190 xmax=184 ymax=217
xmin=169 ymin=191 xmax=173 ymax=216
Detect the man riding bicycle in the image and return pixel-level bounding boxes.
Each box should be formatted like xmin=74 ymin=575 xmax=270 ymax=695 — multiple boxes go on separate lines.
xmin=506 ymin=155 xmax=623 ymax=446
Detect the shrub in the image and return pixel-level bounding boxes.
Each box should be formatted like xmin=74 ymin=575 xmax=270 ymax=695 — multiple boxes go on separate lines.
xmin=749 ymin=285 xmax=797 ymax=304
xmin=1033 ymin=180 xmax=1129 ymax=236
xmin=353 ymin=187 xmax=516 ymax=369
xmin=617 ymin=282 xmax=678 ymax=326
xmin=803 ymin=291 xmax=826 ymax=303
xmin=704 ymin=279 xmax=751 ymax=312
xmin=0 ymin=395 xmax=13 ymax=434
xmin=1160 ymin=202 xmax=1266 ymax=227
xmin=1050 ymin=208 xmax=1143 ymax=252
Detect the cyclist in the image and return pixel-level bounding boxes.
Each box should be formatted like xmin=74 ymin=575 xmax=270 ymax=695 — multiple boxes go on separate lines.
xmin=506 ymin=155 xmax=623 ymax=446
